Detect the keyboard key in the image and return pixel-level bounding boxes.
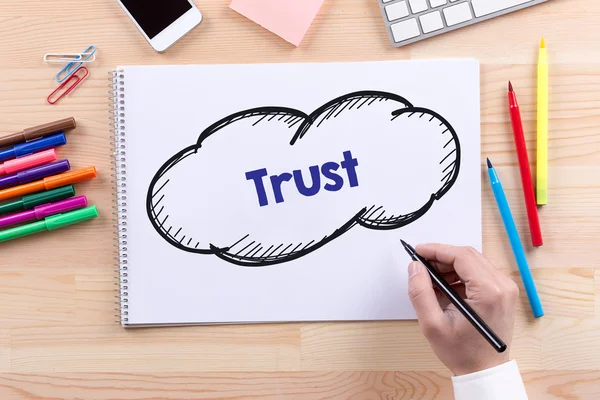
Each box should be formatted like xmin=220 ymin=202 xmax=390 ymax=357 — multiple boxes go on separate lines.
xmin=379 ymin=0 xmax=546 ymax=47
xmin=385 ymin=1 xmax=410 ymax=22
xmin=409 ymin=0 xmax=428 ymax=13
xmin=390 ymin=18 xmax=420 ymax=42
xmin=443 ymin=2 xmax=473 ymax=26
xmin=430 ymin=0 xmax=447 ymax=7
xmin=472 ymin=0 xmax=534 ymax=17
xmin=420 ymin=11 xmax=444 ymax=33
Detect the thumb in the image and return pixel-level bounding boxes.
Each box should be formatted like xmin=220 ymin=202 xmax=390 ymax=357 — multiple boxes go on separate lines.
xmin=408 ymin=261 xmax=445 ymax=333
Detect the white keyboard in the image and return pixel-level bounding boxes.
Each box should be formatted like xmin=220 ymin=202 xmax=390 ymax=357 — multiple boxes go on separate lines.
xmin=378 ymin=0 xmax=548 ymax=47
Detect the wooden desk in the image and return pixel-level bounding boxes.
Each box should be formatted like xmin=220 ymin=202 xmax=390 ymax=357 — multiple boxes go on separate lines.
xmin=0 ymin=0 xmax=598 ymax=398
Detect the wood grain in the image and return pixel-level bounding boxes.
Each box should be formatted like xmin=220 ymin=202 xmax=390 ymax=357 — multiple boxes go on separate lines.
xmin=0 ymin=371 xmax=599 ymax=400
xmin=0 ymin=0 xmax=598 ymax=398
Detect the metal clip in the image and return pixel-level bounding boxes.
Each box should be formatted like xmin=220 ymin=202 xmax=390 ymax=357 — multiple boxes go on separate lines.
xmin=48 ymin=67 xmax=89 ymax=105
xmin=44 ymin=52 xmax=96 ymax=64
xmin=55 ymin=45 xmax=97 ymax=83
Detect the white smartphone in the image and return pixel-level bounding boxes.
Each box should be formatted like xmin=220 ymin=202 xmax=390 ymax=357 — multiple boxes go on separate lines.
xmin=117 ymin=0 xmax=203 ymax=52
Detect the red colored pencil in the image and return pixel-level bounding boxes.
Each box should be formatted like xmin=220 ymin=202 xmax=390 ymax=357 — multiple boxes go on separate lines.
xmin=508 ymin=81 xmax=543 ymax=247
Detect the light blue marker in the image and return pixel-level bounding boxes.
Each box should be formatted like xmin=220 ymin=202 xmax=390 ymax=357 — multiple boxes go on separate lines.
xmin=487 ymin=158 xmax=544 ymax=318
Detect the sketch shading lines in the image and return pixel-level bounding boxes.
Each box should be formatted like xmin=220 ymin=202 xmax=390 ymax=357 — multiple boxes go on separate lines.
xmin=152 ymin=179 xmax=170 ymax=199
xmin=440 ymin=149 xmax=456 ymax=165
xmin=146 ymin=91 xmax=461 ymax=267
xmin=293 ymin=91 xmax=412 ymax=145
xmin=391 ymin=106 xmax=462 ymax=199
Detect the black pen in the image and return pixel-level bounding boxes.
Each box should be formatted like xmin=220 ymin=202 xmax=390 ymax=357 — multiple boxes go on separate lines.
xmin=401 ymin=240 xmax=507 ymax=353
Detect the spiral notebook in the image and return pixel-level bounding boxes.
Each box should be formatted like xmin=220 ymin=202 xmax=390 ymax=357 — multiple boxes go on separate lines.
xmin=111 ymin=60 xmax=481 ymax=327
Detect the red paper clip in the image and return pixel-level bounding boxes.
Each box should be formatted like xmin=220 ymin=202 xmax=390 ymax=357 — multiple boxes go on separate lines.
xmin=47 ymin=66 xmax=89 ymax=105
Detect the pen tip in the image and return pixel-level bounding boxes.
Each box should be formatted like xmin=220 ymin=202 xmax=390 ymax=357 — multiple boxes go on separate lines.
xmin=508 ymin=81 xmax=513 ymax=92
xmin=400 ymin=239 xmax=413 ymax=253
xmin=541 ymin=38 xmax=546 ymax=48
xmin=487 ymin=158 xmax=493 ymax=168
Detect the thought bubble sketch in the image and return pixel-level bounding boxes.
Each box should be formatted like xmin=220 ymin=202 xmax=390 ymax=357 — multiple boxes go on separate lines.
xmin=146 ymin=91 xmax=461 ymax=267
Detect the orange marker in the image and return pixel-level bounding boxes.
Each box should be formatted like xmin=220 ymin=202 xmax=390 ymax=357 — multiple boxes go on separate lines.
xmin=0 ymin=166 xmax=96 ymax=202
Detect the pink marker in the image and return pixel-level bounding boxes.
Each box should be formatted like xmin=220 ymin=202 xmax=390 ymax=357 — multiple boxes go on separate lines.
xmin=0 ymin=195 xmax=87 ymax=229
xmin=0 ymin=149 xmax=57 ymax=176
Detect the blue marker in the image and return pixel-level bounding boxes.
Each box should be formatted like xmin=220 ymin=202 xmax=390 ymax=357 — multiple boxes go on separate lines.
xmin=487 ymin=158 xmax=543 ymax=318
xmin=0 ymin=133 xmax=66 ymax=163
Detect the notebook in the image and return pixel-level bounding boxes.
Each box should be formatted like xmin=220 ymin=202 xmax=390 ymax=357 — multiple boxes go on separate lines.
xmin=111 ymin=60 xmax=481 ymax=327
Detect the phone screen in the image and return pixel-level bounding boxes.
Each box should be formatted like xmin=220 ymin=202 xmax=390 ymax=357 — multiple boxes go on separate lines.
xmin=121 ymin=0 xmax=193 ymax=39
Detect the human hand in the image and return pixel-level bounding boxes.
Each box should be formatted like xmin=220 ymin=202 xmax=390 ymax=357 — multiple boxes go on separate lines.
xmin=407 ymin=244 xmax=519 ymax=376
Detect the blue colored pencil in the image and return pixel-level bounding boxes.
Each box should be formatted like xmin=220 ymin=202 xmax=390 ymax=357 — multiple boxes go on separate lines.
xmin=487 ymin=158 xmax=544 ymax=318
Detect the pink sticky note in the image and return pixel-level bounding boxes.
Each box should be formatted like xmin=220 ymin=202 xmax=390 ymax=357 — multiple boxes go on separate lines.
xmin=230 ymin=0 xmax=324 ymax=46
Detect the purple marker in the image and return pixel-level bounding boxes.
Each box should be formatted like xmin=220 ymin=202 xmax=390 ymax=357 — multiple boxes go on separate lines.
xmin=0 ymin=195 xmax=88 ymax=229
xmin=0 ymin=160 xmax=70 ymax=190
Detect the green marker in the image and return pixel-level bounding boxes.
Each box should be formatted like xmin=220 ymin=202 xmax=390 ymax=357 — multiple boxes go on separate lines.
xmin=0 ymin=205 xmax=98 ymax=243
xmin=0 ymin=185 xmax=75 ymax=216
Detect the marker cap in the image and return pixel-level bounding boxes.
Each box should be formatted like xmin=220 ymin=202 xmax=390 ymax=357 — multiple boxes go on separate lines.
xmin=35 ymin=195 xmax=88 ymax=219
xmin=46 ymin=205 xmax=98 ymax=231
xmin=0 ymin=185 xmax=76 ymax=216
xmin=21 ymin=117 xmax=76 ymax=139
xmin=44 ymin=166 xmax=97 ymax=189
xmin=21 ymin=185 xmax=76 ymax=209
xmin=0 ymin=117 xmax=75 ymax=149
xmin=19 ymin=159 xmax=70 ymax=184
xmin=0 ymin=160 xmax=70 ymax=190
xmin=14 ymin=133 xmax=67 ymax=158
xmin=0 ymin=166 xmax=95 ymax=202
xmin=1 ymin=149 xmax=57 ymax=175
xmin=0 ymin=205 xmax=97 ymax=243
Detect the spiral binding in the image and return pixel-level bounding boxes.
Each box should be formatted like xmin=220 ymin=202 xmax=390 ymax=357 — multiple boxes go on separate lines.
xmin=109 ymin=69 xmax=129 ymax=325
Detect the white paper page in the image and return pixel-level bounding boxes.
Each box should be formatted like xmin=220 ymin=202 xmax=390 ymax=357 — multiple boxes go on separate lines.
xmin=120 ymin=60 xmax=481 ymax=325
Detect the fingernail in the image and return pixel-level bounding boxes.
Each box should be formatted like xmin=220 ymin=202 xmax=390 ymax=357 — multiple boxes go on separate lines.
xmin=408 ymin=262 xmax=421 ymax=278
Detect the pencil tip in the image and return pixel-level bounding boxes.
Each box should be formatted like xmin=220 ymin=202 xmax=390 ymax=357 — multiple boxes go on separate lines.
xmin=508 ymin=81 xmax=513 ymax=92
xmin=487 ymin=158 xmax=493 ymax=168
xmin=541 ymin=38 xmax=546 ymax=48
xmin=400 ymin=239 xmax=407 ymax=247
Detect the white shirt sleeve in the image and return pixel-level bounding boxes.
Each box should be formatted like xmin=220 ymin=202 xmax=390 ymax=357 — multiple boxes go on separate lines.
xmin=452 ymin=360 xmax=528 ymax=400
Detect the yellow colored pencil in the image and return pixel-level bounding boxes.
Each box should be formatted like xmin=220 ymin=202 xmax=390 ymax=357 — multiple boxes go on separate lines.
xmin=537 ymin=38 xmax=548 ymax=205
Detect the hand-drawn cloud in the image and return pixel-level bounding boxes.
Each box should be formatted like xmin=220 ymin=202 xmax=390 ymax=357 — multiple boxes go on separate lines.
xmin=147 ymin=91 xmax=460 ymax=267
